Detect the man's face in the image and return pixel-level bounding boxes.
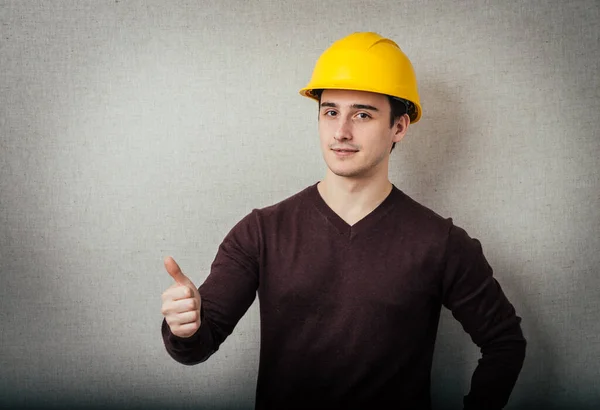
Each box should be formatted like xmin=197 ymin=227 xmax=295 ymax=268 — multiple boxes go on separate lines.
xmin=318 ymin=89 xmax=406 ymax=179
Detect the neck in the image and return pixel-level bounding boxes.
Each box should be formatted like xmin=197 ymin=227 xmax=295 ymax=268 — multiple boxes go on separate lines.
xmin=317 ymin=172 xmax=393 ymax=225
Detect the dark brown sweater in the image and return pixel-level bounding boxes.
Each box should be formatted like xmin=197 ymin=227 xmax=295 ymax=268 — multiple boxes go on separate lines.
xmin=162 ymin=183 xmax=526 ymax=409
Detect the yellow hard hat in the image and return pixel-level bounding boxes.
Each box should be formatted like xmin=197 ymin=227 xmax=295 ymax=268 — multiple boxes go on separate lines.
xmin=299 ymin=32 xmax=422 ymax=123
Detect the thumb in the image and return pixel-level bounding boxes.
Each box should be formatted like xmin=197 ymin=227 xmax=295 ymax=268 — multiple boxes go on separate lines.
xmin=164 ymin=256 xmax=194 ymax=287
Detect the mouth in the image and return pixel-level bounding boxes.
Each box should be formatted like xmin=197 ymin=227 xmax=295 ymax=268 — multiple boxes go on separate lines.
xmin=331 ymin=148 xmax=359 ymax=157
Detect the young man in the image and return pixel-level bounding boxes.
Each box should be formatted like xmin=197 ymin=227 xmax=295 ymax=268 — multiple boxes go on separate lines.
xmin=160 ymin=32 xmax=526 ymax=409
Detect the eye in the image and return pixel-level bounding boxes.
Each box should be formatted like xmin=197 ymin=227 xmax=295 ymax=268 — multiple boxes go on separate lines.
xmin=356 ymin=112 xmax=371 ymax=120
xmin=323 ymin=110 xmax=337 ymax=117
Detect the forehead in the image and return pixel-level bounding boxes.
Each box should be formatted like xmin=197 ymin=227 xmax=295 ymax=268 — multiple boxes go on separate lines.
xmin=320 ymin=89 xmax=389 ymax=109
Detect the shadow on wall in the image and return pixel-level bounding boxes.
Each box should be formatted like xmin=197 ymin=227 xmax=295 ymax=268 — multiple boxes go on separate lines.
xmin=392 ymin=78 xmax=468 ymax=209
xmin=393 ymin=80 xmax=559 ymax=409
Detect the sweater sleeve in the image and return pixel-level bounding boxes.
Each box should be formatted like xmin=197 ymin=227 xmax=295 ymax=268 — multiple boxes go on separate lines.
xmin=441 ymin=223 xmax=526 ymax=410
xmin=162 ymin=210 xmax=261 ymax=365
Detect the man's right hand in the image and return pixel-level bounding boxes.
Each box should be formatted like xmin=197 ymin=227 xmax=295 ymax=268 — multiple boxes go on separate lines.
xmin=161 ymin=256 xmax=202 ymax=338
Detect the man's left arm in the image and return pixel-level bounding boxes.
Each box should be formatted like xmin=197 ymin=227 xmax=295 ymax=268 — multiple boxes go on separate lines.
xmin=441 ymin=223 xmax=526 ymax=410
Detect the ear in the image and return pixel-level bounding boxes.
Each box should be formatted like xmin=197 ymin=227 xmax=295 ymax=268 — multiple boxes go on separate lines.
xmin=392 ymin=113 xmax=410 ymax=143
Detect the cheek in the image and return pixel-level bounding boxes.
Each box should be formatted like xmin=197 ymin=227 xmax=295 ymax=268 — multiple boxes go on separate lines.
xmin=357 ymin=124 xmax=384 ymax=141
xmin=371 ymin=125 xmax=393 ymax=144
xmin=318 ymin=122 xmax=332 ymax=143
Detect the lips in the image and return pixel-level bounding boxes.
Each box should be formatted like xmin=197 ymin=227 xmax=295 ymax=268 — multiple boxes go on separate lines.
xmin=332 ymin=148 xmax=358 ymax=157
xmin=332 ymin=148 xmax=358 ymax=153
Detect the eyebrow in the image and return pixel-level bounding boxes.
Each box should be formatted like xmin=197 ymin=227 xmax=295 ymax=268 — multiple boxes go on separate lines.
xmin=320 ymin=102 xmax=380 ymax=112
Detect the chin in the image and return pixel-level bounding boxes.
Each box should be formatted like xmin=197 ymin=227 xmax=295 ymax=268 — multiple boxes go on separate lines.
xmin=328 ymin=165 xmax=366 ymax=178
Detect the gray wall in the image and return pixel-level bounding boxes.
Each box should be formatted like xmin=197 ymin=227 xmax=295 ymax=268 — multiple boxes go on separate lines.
xmin=1 ymin=0 xmax=599 ymax=409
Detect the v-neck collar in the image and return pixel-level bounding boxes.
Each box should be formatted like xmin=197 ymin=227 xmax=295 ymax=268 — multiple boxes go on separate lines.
xmin=309 ymin=182 xmax=400 ymax=240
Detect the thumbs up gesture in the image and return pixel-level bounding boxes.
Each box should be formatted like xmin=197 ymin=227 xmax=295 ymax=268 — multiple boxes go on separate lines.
xmin=161 ymin=256 xmax=202 ymax=338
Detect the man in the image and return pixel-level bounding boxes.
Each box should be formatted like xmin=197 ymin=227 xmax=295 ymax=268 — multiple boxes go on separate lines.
xmin=160 ymin=32 xmax=526 ymax=409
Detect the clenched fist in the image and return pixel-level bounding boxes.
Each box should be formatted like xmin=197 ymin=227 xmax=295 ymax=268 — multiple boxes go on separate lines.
xmin=161 ymin=256 xmax=202 ymax=338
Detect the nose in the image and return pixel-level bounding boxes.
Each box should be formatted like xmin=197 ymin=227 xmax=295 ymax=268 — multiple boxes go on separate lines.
xmin=334 ymin=117 xmax=352 ymax=141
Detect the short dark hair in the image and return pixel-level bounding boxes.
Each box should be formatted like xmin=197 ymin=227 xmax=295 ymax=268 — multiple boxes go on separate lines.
xmin=313 ymin=89 xmax=410 ymax=152
xmin=387 ymin=96 xmax=410 ymax=152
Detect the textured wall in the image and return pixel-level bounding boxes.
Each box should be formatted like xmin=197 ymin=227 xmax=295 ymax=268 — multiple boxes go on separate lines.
xmin=1 ymin=0 xmax=599 ymax=409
